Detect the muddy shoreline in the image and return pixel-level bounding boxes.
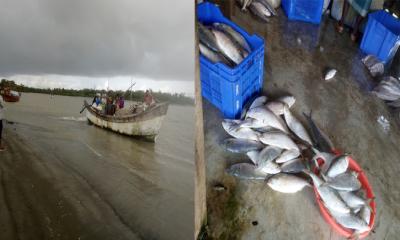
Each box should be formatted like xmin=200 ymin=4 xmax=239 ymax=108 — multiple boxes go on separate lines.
xmin=0 ymin=126 xmax=140 ymax=240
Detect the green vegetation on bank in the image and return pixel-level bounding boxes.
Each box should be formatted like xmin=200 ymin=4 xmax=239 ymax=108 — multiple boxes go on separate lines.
xmin=1 ymin=79 xmax=194 ymax=105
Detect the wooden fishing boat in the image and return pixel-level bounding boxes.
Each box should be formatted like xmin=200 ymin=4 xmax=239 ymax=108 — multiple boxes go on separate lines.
xmin=83 ymin=100 xmax=169 ymax=142
xmin=1 ymin=89 xmax=21 ymax=102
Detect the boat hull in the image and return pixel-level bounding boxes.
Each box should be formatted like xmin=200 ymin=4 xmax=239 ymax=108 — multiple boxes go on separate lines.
xmin=85 ymin=101 xmax=168 ymax=142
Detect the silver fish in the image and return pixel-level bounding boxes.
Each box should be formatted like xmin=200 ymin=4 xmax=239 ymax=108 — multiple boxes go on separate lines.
xmin=325 ymin=155 xmax=349 ymax=178
xmin=257 ymin=146 xmax=282 ymax=174
xmin=306 ymin=171 xmax=351 ymax=214
xmin=222 ymin=119 xmax=241 ymax=132
xmin=267 ymin=173 xmax=310 ymax=193
xmin=281 ymin=158 xmax=306 ymax=173
xmin=246 ymin=106 xmax=288 ymax=133
xmin=324 ymin=68 xmax=337 ymax=81
xmin=222 ymin=121 xmax=260 ymax=141
xmin=259 ymin=131 xmax=299 ymax=151
xmin=213 ymin=22 xmax=251 ymax=53
xmin=327 ymin=172 xmax=362 ymax=191
xmin=358 ymin=205 xmax=371 ymax=225
xmin=239 ymin=118 xmax=266 ymax=128
xmin=265 ymin=101 xmax=286 ymax=115
xmin=283 ymin=105 xmax=312 ymax=145
xmin=329 ymin=211 xmax=370 ymax=233
xmin=222 ymin=138 xmax=264 ymax=153
xmin=277 ymin=95 xmax=296 ymax=108
xmin=258 ymin=160 xmax=281 ymax=174
xmin=265 ymin=0 xmax=280 ymax=8
xmin=249 ymin=96 xmax=268 ymax=110
xmin=255 ymin=0 xmax=277 ymax=16
xmin=239 ymin=0 xmax=254 ymax=11
xmin=275 ymin=149 xmax=300 ymax=163
xmin=373 ymin=80 xmax=400 ymax=101
xmin=241 ymin=95 xmax=268 ymax=119
xmin=226 ymin=163 xmax=267 ymax=180
xmin=199 ymin=43 xmax=233 ymax=66
xmin=212 ymin=29 xmax=245 ymax=65
xmin=254 ymin=126 xmax=277 ymax=133
xmin=249 ymin=1 xmax=271 ymax=22
xmin=338 ymin=191 xmax=369 ymax=210
xmin=247 ymin=150 xmax=260 ymax=165
xmin=227 ymin=127 xmax=260 ymax=141
xmin=198 ymin=23 xmax=219 ymax=52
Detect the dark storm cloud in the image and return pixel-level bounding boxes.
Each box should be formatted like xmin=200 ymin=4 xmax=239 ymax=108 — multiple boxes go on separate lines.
xmin=0 ymin=0 xmax=194 ymax=81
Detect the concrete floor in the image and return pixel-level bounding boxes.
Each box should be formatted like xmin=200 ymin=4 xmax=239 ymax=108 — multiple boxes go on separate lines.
xmin=202 ymin=3 xmax=400 ymax=240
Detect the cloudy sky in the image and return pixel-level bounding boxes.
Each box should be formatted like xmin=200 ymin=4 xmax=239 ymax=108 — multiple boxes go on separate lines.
xmin=0 ymin=0 xmax=194 ymax=96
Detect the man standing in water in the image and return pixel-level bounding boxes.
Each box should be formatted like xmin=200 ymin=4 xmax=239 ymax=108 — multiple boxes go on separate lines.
xmin=0 ymin=96 xmax=5 ymax=151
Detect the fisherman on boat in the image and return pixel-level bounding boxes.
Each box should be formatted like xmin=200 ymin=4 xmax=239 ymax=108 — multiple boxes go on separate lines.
xmin=144 ymin=90 xmax=155 ymax=109
xmin=117 ymin=95 xmax=124 ymax=110
xmin=105 ymin=96 xmax=112 ymax=115
xmin=92 ymin=93 xmax=100 ymax=106
xmin=0 ymin=96 xmax=5 ymax=151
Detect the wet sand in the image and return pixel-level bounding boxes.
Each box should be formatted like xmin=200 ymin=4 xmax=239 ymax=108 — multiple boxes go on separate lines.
xmin=1 ymin=127 xmax=139 ymax=240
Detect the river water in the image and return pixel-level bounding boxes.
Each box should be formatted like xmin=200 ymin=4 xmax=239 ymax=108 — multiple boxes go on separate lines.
xmin=2 ymin=92 xmax=194 ymax=240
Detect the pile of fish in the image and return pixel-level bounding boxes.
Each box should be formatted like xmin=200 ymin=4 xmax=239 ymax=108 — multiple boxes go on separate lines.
xmin=198 ymin=22 xmax=251 ymax=67
xmin=307 ymin=155 xmax=372 ymax=236
xmin=236 ymin=0 xmax=278 ymax=22
xmin=372 ymin=76 xmax=400 ymax=108
xmin=221 ymin=94 xmax=374 ymax=236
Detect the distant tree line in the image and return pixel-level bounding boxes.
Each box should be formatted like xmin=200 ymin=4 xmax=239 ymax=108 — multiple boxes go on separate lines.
xmin=0 ymin=79 xmax=194 ymax=105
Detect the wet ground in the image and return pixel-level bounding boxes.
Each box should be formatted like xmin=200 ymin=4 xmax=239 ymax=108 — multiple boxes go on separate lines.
xmin=0 ymin=93 xmax=194 ymax=240
xmin=202 ymin=3 xmax=400 ymax=240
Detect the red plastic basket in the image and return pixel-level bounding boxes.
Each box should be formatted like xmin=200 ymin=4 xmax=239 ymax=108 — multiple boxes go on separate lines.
xmin=313 ymin=150 xmax=376 ymax=239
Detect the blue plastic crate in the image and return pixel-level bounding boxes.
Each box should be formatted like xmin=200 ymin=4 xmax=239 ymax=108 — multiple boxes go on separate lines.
xmin=197 ymin=2 xmax=265 ymax=119
xmin=281 ymin=0 xmax=324 ymax=24
xmin=360 ymin=10 xmax=400 ymax=64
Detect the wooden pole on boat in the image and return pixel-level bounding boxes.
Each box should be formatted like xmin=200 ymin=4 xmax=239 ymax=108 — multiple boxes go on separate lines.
xmin=123 ymin=81 xmax=136 ymax=99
